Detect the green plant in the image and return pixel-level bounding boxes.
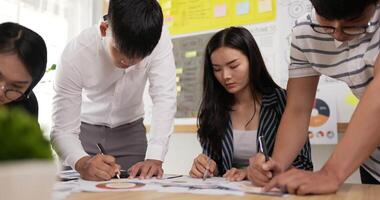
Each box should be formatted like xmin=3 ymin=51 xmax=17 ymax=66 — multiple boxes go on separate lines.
xmin=46 ymin=64 xmax=56 ymax=73
xmin=0 ymin=107 xmax=52 ymax=161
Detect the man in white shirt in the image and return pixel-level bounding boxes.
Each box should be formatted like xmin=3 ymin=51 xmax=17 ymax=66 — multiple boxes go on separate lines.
xmin=51 ymin=0 xmax=176 ymax=181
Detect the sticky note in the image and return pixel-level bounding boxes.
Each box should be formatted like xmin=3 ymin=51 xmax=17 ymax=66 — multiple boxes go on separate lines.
xmin=236 ymin=1 xmax=250 ymax=15
xmin=258 ymin=0 xmax=272 ymax=13
xmin=176 ymin=86 xmax=182 ymax=92
xmin=176 ymin=76 xmax=180 ymax=82
xmin=185 ymin=51 xmax=197 ymax=58
xmin=176 ymin=68 xmax=183 ymax=74
xmin=214 ymin=4 xmax=227 ymax=17
xmin=162 ymin=1 xmax=172 ymax=10
xmin=345 ymin=93 xmax=359 ymax=106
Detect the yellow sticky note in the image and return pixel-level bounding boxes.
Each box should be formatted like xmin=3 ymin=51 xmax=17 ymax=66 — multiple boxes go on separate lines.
xmin=176 ymin=76 xmax=180 ymax=82
xmin=185 ymin=51 xmax=197 ymax=58
xmin=162 ymin=1 xmax=172 ymax=10
xmin=176 ymin=68 xmax=183 ymax=74
xmin=258 ymin=0 xmax=272 ymax=13
xmin=176 ymin=86 xmax=182 ymax=92
xmin=345 ymin=93 xmax=359 ymax=106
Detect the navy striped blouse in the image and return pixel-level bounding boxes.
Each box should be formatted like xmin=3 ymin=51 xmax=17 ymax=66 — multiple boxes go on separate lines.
xmin=201 ymin=88 xmax=313 ymax=175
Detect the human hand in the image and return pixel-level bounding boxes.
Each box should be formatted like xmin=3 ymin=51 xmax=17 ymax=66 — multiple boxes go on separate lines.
xmin=128 ymin=159 xmax=163 ymax=179
xmin=264 ymin=168 xmax=342 ymax=195
xmin=223 ymin=167 xmax=247 ymax=181
xmin=75 ymin=155 xmax=121 ymax=181
xmin=189 ymin=154 xmax=217 ymax=178
xmin=246 ymin=153 xmax=283 ymax=186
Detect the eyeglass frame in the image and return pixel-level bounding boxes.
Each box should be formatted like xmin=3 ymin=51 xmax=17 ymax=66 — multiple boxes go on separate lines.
xmin=309 ymin=21 xmax=378 ymax=36
xmin=307 ymin=7 xmax=379 ymax=36
xmin=0 ymin=84 xmax=25 ymax=101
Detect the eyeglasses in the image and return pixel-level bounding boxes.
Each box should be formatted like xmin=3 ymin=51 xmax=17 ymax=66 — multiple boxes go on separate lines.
xmin=0 ymin=85 xmax=24 ymax=101
xmin=310 ymin=22 xmax=377 ymax=36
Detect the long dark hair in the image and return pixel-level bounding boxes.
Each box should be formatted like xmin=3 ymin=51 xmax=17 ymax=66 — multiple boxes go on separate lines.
xmin=197 ymin=26 xmax=279 ymax=161
xmin=0 ymin=22 xmax=47 ymax=97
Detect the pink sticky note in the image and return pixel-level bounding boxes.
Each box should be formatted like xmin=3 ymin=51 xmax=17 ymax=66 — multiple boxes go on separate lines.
xmin=214 ymin=4 xmax=227 ymax=17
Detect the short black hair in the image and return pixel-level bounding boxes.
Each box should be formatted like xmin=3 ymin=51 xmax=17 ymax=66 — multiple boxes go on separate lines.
xmin=310 ymin=0 xmax=378 ymax=20
xmin=0 ymin=22 xmax=47 ymax=95
xmin=108 ymin=0 xmax=163 ymax=59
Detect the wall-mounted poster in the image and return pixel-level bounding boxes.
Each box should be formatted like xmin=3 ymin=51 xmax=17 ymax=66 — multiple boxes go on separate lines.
xmin=159 ymin=0 xmax=276 ymax=35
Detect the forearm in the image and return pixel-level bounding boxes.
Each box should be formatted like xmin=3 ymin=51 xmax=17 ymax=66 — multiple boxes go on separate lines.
xmin=272 ymin=108 xmax=311 ymax=171
xmin=322 ymin=80 xmax=380 ymax=183
xmin=271 ymin=76 xmax=318 ymax=171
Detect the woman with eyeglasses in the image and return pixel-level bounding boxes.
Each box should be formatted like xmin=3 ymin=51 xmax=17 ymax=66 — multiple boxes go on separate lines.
xmin=0 ymin=22 xmax=47 ymax=117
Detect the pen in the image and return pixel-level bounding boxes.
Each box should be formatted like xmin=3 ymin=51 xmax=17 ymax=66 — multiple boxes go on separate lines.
xmin=202 ymin=158 xmax=211 ymax=181
xmin=258 ymin=136 xmax=269 ymax=162
xmin=165 ymin=175 xmax=183 ymax=179
xmin=96 ymin=143 xmax=121 ymax=179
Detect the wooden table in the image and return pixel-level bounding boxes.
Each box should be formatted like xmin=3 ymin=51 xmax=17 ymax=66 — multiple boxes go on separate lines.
xmin=66 ymin=184 xmax=380 ymax=200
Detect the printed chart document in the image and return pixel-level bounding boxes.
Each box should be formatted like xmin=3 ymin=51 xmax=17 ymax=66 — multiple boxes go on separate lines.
xmin=76 ymin=175 xmax=286 ymax=196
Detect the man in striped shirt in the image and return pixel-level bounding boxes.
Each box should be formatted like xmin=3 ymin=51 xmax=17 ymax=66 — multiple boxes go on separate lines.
xmin=247 ymin=0 xmax=380 ymax=194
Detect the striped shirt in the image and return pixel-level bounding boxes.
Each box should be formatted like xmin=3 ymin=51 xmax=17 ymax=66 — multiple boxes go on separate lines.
xmin=289 ymin=6 xmax=380 ymax=181
xmin=201 ymin=88 xmax=313 ymax=175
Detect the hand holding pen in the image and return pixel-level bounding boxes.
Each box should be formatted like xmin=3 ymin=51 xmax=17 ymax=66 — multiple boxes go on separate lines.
xmin=189 ymin=154 xmax=217 ymax=179
xmin=202 ymin=158 xmax=212 ymax=181
xmin=246 ymin=136 xmax=282 ymax=186
xmin=97 ymin=143 xmax=121 ymax=179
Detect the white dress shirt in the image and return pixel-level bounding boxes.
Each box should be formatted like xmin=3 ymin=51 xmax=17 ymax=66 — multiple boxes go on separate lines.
xmin=50 ymin=25 xmax=177 ymax=169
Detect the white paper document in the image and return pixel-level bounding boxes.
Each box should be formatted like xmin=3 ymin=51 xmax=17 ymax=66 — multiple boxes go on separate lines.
xmin=76 ymin=175 xmax=286 ymax=196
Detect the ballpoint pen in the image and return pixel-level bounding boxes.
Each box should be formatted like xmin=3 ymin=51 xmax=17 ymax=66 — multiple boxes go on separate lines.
xmin=202 ymin=157 xmax=211 ymax=181
xmin=258 ymin=136 xmax=269 ymax=162
xmin=97 ymin=143 xmax=121 ymax=179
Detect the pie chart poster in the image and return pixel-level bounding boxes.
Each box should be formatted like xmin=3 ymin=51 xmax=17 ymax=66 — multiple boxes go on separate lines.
xmin=308 ymin=86 xmax=338 ymax=145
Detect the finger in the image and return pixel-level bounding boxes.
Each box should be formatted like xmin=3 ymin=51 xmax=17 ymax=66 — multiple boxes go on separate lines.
xmin=157 ymin=168 xmax=164 ymax=179
xmin=101 ymin=155 xmax=117 ymax=165
xmin=251 ymin=153 xmax=266 ymax=167
xmin=250 ymin=155 xmax=272 ymax=178
xmin=197 ymin=154 xmax=210 ymax=166
xmin=286 ymin=181 xmax=302 ymax=194
xmin=94 ymin=168 xmax=112 ymax=180
xmin=93 ymin=158 xmax=116 ymax=178
xmin=139 ymin=164 xmax=152 ymax=179
xmin=262 ymin=159 xmax=280 ymax=174
xmin=195 ymin=161 xmax=207 ymax=174
xmin=264 ymin=176 xmax=280 ymax=192
xmin=236 ymin=171 xmax=246 ymax=181
xmin=225 ymin=168 xmax=237 ymax=180
xmin=249 ymin=169 xmax=271 ymax=185
xmin=208 ymin=160 xmax=217 ymax=174
xmin=223 ymin=169 xmax=232 ymax=178
xmin=146 ymin=165 xmax=158 ymax=179
xmin=189 ymin=171 xmax=199 ymax=178
xmin=128 ymin=162 xmax=143 ymax=178
xmin=190 ymin=164 xmax=204 ymax=178
xmin=296 ymin=185 xmax=311 ymax=195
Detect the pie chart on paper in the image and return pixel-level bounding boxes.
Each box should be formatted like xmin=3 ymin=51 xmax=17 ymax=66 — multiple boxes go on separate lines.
xmin=309 ymin=98 xmax=330 ymax=127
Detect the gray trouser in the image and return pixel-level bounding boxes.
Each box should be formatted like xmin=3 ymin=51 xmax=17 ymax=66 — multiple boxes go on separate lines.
xmin=79 ymin=118 xmax=147 ymax=170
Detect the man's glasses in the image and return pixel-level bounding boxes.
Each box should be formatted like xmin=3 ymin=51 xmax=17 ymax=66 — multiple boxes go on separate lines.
xmin=310 ymin=22 xmax=377 ymax=36
xmin=0 ymin=85 xmax=24 ymax=101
